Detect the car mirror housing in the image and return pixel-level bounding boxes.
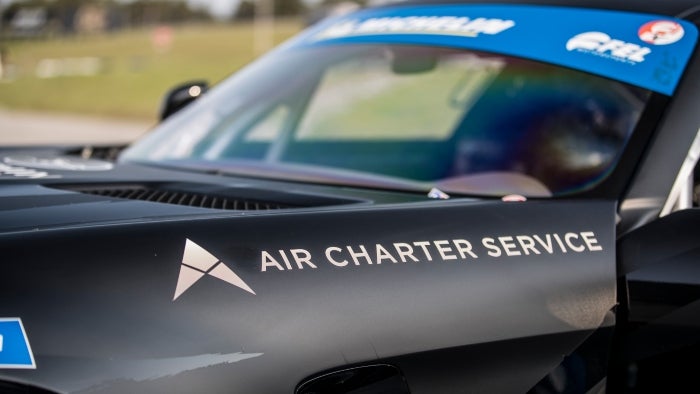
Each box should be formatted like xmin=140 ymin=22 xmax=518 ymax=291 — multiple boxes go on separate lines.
xmin=159 ymin=80 xmax=208 ymax=121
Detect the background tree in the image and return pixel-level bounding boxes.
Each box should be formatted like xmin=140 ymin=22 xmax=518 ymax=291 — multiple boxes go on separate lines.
xmin=234 ymin=0 xmax=306 ymax=20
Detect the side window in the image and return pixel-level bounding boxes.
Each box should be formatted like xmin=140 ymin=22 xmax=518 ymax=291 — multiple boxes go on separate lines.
xmin=661 ymin=129 xmax=700 ymax=215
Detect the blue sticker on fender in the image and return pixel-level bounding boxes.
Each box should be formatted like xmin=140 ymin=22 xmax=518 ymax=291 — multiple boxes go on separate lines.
xmin=0 ymin=318 xmax=36 ymax=369
xmin=293 ymin=5 xmax=698 ymax=95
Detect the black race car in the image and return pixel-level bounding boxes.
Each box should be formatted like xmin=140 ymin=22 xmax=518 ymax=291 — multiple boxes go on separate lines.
xmin=1 ymin=1 xmax=698 ymax=393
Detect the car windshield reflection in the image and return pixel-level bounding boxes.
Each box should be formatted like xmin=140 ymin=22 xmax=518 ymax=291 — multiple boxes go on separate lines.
xmin=122 ymin=44 xmax=650 ymax=197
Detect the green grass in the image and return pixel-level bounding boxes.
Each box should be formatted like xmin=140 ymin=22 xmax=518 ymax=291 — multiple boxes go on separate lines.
xmin=0 ymin=20 xmax=303 ymax=121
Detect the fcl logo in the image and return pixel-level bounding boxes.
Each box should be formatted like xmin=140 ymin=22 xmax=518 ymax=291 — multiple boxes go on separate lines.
xmin=638 ymin=20 xmax=685 ymax=45
xmin=173 ymin=239 xmax=256 ymax=301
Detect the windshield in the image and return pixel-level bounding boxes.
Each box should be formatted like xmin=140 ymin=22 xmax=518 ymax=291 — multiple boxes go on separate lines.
xmin=121 ymin=43 xmax=650 ymax=197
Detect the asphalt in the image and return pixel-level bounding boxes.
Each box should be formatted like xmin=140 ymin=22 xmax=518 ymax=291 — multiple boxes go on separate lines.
xmin=0 ymin=108 xmax=153 ymax=146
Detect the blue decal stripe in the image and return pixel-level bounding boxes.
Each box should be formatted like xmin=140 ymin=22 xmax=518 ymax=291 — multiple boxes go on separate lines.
xmin=294 ymin=5 xmax=698 ymax=95
xmin=0 ymin=318 xmax=36 ymax=369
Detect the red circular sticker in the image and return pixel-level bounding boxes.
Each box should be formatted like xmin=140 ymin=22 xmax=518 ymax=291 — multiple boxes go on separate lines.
xmin=638 ymin=20 xmax=685 ymax=45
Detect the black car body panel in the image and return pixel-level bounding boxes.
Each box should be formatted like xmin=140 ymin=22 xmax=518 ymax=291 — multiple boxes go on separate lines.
xmin=1 ymin=0 xmax=699 ymax=393
xmin=0 ymin=162 xmax=616 ymax=392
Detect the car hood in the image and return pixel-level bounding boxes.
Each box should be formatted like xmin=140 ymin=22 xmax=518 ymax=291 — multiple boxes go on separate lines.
xmin=0 ymin=150 xmax=618 ymax=393
xmin=0 ymin=151 xmax=422 ymax=234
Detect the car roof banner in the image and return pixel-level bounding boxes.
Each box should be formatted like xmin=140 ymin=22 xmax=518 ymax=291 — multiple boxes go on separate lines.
xmin=293 ymin=5 xmax=698 ymax=95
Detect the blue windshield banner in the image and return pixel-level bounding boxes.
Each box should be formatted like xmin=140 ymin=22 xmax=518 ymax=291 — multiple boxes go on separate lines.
xmin=292 ymin=5 xmax=698 ymax=95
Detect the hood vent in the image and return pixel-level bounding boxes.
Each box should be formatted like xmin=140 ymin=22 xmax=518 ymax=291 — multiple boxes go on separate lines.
xmin=87 ymin=187 xmax=287 ymax=210
xmin=52 ymin=184 xmax=305 ymax=211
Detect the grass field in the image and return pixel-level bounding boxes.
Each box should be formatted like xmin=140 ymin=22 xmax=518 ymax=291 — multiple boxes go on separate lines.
xmin=0 ymin=20 xmax=303 ymax=122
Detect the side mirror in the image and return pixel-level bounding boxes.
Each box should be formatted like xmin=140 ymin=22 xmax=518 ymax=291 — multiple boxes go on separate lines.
xmin=159 ymin=80 xmax=208 ymax=121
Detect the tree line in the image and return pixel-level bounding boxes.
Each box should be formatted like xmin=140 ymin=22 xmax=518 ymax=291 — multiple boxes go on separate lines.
xmin=1 ymin=0 xmax=211 ymax=33
xmin=1 ymin=0 xmax=366 ymax=37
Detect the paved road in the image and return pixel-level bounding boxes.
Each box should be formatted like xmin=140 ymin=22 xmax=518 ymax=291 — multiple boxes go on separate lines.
xmin=0 ymin=108 xmax=153 ymax=146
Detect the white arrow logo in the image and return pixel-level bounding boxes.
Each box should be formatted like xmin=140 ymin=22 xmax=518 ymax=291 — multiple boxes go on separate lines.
xmin=173 ymin=239 xmax=256 ymax=301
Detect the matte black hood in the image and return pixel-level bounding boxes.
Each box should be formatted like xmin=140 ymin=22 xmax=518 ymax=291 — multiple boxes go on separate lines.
xmin=0 ymin=151 xmax=411 ymax=234
xmin=0 ymin=151 xmax=618 ymax=393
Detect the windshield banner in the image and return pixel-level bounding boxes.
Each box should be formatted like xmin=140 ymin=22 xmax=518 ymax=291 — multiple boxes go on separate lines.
xmin=294 ymin=5 xmax=698 ymax=95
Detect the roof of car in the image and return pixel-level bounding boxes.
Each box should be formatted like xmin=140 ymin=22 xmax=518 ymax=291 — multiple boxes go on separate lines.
xmin=384 ymin=0 xmax=700 ymax=19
